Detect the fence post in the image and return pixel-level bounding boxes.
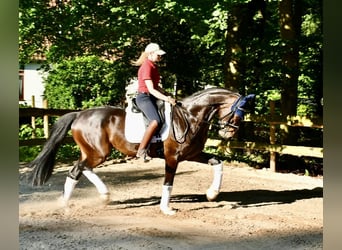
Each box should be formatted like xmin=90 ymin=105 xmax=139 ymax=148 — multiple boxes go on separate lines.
xmin=43 ymin=99 xmax=49 ymax=138
xmin=269 ymin=100 xmax=276 ymax=172
xmin=31 ymin=95 xmax=36 ymax=138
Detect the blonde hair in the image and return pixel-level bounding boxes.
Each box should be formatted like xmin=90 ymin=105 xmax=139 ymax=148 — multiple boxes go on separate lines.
xmin=131 ymin=51 xmax=148 ymax=66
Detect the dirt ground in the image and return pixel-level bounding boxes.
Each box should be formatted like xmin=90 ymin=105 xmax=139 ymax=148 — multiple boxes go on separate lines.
xmin=19 ymin=158 xmax=323 ymax=250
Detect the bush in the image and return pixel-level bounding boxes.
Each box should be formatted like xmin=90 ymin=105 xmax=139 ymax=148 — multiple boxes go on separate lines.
xmin=44 ymin=56 xmax=131 ymax=109
xmin=19 ymin=117 xmax=81 ymax=163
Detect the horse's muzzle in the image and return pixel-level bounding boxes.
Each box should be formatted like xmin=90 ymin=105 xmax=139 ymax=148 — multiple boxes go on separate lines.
xmin=218 ymin=127 xmax=238 ymax=139
xmin=218 ymin=115 xmax=241 ymax=139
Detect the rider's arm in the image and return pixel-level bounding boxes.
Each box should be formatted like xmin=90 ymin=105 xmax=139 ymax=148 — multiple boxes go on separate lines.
xmin=145 ymin=80 xmax=176 ymax=105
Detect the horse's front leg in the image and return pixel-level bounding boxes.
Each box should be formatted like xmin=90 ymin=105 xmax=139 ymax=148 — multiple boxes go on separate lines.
xmin=160 ymin=162 xmax=178 ymax=215
xmin=206 ymin=158 xmax=223 ymax=201
xmin=188 ymin=153 xmax=224 ymax=202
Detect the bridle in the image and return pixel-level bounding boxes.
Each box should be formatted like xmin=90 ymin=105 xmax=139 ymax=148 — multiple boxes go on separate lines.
xmin=217 ymin=95 xmax=244 ymax=130
xmin=171 ymin=92 xmax=254 ymax=143
xmin=196 ymin=94 xmax=242 ymax=134
xmin=171 ymin=94 xmax=245 ymax=143
xmin=174 ymin=94 xmax=243 ymax=132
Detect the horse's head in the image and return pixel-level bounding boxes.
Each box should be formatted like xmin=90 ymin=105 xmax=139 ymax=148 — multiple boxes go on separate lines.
xmin=217 ymin=94 xmax=255 ymax=140
xmin=217 ymin=110 xmax=242 ymax=140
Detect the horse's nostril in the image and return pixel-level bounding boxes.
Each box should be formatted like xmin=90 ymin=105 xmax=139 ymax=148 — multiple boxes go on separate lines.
xmin=218 ymin=129 xmax=228 ymax=138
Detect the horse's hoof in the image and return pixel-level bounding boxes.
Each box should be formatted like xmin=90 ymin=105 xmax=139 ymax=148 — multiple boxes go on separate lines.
xmin=58 ymin=196 xmax=69 ymax=207
xmin=100 ymin=193 xmax=111 ymax=204
xmin=160 ymin=207 xmax=177 ymax=215
xmin=206 ymin=188 xmax=219 ymax=201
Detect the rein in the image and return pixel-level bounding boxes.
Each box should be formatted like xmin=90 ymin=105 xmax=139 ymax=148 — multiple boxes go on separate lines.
xmin=198 ymin=95 xmax=244 ymax=130
xmin=171 ymin=95 xmax=243 ymax=143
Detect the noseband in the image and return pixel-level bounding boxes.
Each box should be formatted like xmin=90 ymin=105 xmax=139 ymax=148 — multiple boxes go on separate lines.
xmin=216 ymin=95 xmax=244 ymax=130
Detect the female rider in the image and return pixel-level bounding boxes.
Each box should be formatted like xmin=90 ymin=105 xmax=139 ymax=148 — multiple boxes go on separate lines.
xmin=132 ymin=43 xmax=176 ymax=162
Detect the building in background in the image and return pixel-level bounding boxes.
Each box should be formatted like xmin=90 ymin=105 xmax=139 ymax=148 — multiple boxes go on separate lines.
xmin=19 ymin=63 xmax=46 ymax=108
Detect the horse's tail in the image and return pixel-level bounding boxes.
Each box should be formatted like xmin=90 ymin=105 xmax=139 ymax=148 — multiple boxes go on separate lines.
xmin=29 ymin=111 xmax=79 ymax=186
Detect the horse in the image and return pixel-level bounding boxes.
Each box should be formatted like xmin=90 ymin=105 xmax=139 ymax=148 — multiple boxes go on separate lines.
xmin=29 ymin=87 xmax=255 ymax=215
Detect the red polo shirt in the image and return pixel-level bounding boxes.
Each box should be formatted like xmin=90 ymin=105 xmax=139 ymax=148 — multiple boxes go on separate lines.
xmin=138 ymin=59 xmax=160 ymax=93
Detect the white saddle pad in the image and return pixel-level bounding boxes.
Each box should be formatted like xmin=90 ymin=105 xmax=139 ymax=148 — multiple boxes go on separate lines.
xmin=124 ymin=102 xmax=171 ymax=143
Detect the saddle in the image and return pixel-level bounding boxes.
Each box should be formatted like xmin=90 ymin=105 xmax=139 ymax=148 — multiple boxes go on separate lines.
xmin=124 ymin=98 xmax=171 ymax=143
xmin=131 ymin=98 xmax=166 ymax=128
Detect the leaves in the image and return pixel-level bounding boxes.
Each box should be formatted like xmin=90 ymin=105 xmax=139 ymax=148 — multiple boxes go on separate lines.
xmin=44 ymin=56 xmax=127 ymax=109
xmin=19 ymin=0 xmax=322 ymax=115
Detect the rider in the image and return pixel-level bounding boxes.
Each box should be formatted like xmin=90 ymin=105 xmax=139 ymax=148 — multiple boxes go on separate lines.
xmin=132 ymin=43 xmax=176 ymax=162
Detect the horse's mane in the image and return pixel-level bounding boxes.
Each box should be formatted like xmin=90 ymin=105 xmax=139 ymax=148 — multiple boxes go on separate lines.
xmin=181 ymin=87 xmax=238 ymax=104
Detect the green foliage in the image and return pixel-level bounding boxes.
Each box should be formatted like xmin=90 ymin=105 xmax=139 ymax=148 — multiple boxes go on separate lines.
xmin=19 ymin=145 xmax=42 ymax=163
xmin=297 ymin=7 xmax=323 ymax=116
xmin=55 ymin=144 xmax=80 ymax=161
xmin=44 ymin=56 xmax=128 ymax=109
xmin=19 ymin=116 xmax=42 ymax=162
xmin=20 ymin=0 xmax=322 ymax=113
xmin=19 ymin=117 xmax=44 ymax=139
xmin=19 ymin=117 xmax=81 ymax=162
xmin=19 ymin=0 xmax=323 ymax=170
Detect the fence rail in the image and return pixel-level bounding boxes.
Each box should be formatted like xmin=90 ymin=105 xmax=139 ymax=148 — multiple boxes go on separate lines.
xmin=19 ymin=101 xmax=323 ymax=171
xmin=206 ymin=139 xmax=323 ymax=158
xmin=19 ymin=107 xmax=78 ymax=117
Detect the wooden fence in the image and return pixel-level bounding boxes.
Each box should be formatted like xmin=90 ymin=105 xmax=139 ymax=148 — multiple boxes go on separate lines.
xmin=19 ymin=99 xmax=77 ymax=146
xmin=206 ymin=100 xmax=323 ymax=171
xmin=19 ymin=100 xmax=323 ymax=171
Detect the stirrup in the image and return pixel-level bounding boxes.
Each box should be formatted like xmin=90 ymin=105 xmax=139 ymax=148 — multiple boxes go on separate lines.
xmin=136 ymin=149 xmax=152 ymax=162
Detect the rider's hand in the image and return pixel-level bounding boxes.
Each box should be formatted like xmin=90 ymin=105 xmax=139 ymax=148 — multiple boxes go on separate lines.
xmin=167 ymin=96 xmax=177 ymax=106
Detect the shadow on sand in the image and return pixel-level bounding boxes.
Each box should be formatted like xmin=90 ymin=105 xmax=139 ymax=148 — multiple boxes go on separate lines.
xmin=109 ymin=187 xmax=323 ymax=209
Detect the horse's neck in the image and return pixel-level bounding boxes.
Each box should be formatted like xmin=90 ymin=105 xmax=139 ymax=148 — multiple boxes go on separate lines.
xmin=181 ymin=102 xmax=216 ymax=124
xmin=183 ymin=93 xmax=228 ymax=121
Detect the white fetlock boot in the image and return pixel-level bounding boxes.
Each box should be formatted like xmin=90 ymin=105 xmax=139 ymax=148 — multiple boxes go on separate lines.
xmin=60 ymin=176 xmax=78 ymax=207
xmin=206 ymin=162 xmax=223 ymax=201
xmin=160 ymin=185 xmax=176 ymax=215
xmin=82 ymin=169 xmax=110 ymax=205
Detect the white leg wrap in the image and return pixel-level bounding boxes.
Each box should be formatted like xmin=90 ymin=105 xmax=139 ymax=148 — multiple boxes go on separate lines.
xmin=82 ymin=169 xmax=109 ymax=195
xmin=206 ymin=163 xmax=223 ymax=201
xmin=210 ymin=163 xmax=223 ymax=191
xmin=61 ymin=176 xmax=78 ymax=206
xmin=160 ymin=185 xmax=176 ymax=215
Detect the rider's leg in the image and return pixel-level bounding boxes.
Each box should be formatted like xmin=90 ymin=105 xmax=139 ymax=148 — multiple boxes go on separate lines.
xmin=135 ymin=93 xmax=161 ymax=162
xmin=136 ymin=120 xmax=159 ymax=161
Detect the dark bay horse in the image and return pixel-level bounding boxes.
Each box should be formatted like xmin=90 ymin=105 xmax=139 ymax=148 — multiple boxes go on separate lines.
xmin=29 ymin=87 xmax=255 ymax=215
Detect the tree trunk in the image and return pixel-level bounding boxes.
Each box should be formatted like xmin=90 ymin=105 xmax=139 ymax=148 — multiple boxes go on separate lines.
xmin=224 ymin=3 xmax=244 ymax=92
xmin=279 ymin=0 xmax=302 ymax=144
xmin=279 ymin=0 xmax=301 ymax=116
xmin=224 ymin=0 xmax=266 ymax=149
xmin=223 ymin=0 xmax=266 ymax=94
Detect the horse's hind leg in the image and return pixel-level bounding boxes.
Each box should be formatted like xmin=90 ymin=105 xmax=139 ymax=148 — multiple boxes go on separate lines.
xmin=75 ymin=132 xmax=112 ymax=204
xmin=60 ymin=158 xmax=110 ymax=207
xmin=82 ymin=168 xmax=110 ymax=204
xmin=59 ymin=160 xmax=84 ymax=207
xmin=79 ymin=147 xmax=111 ymax=204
